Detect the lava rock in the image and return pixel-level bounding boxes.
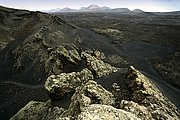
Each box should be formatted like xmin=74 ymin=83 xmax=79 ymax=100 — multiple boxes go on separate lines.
xmin=126 ymin=66 xmax=180 ymax=119
xmin=10 ymin=100 xmax=67 ymax=120
xmin=81 ymin=52 xmax=118 ymax=78
xmin=77 ymin=104 xmax=140 ymax=120
xmin=45 ymin=68 xmax=94 ymax=99
xmin=67 ymin=80 xmax=115 ymax=116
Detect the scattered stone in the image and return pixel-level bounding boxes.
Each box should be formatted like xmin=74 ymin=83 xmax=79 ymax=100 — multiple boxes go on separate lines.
xmin=112 ymin=83 xmax=121 ymax=91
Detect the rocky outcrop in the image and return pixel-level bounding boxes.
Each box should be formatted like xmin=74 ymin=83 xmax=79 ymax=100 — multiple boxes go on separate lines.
xmin=44 ymin=44 xmax=81 ymax=75
xmin=120 ymin=100 xmax=152 ymax=120
xmin=10 ymin=100 xmax=67 ymax=120
xmin=45 ymin=68 xmax=94 ymax=99
xmin=67 ymin=80 xmax=115 ymax=116
xmin=81 ymin=52 xmax=118 ymax=78
xmin=45 ymin=50 xmax=119 ymax=99
xmin=11 ymin=65 xmax=180 ymax=120
xmin=77 ymin=104 xmax=140 ymax=120
xmin=126 ymin=66 xmax=180 ymax=119
xmin=11 ymin=80 xmax=139 ymax=120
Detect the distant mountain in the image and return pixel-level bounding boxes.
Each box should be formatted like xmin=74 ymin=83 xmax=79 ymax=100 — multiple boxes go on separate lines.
xmin=132 ymin=9 xmax=144 ymax=13
xmin=154 ymin=11 xmax=180 ymax=15
xmin=86 ymin=4 xmax=100 ymax=10
xmin=111 ymin=8 xmax=131 ymax=13
xmin=59 ymin=7 xmax=77 ymax=12
xmin=45 ymin=8 xmax=61 ymax=13
xmin=45 ymin=4 xmax=139 ymax=13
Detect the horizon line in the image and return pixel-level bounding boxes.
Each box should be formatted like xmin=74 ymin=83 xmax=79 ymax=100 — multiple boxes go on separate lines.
xmin=0 ymin=4 xmax=180 ymax=13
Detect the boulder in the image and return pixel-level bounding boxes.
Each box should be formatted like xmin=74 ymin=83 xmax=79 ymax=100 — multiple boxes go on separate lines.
xmin=11 ymin=66 xmax=180 ymax=120
xmin=120 ymin=100 xmax=152 ymax=120
xmin=78 ymin=104 xmax=140 ymax=120
xmin=45 ymin=68 xmax=94 ymax=99
xmin=67 ymin=80 xmax=115 ymax=116
xmin=55 ymin=44 xmax=81 ymax=65
xmin=44 ymin=44 xmax=81 ymax=75
xmin=10 ymin=100 xmax=67 ymax=120
xmin=81 ymin=52 xmax=118 ymax=78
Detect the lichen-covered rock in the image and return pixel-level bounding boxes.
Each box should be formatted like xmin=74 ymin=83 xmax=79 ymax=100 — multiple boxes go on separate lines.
xmin=120 ymin=100 xmax=152 ymax=120
xmin=44 ymin=44 xmax=81 ymax=75
xmin=77 ymin=104 xmax=140 ymax=120
xmin=45 ymin=55 xmax=63 ymax=75
xmin=105 ymin=55 xmax=131 ymax=66
xmin=126 ymin=66 xmax=180 ymax=120
xmin=34 ymin=25 xmax=51 ymax=42
xmin=81 ymin=52 xmax=118 ymax=78
xmin=45 ymin=68 xmax=94 ymax=98
xmin=11 ymin=65 xmax=180 ymax=120
xmin=10 ymin=100 xmax=67 ymax=120
xmin=84 ymin=49 xmax=106 ymax=60
xmin=55 ymin=44 xmax=81 ymax=65
xmin=67 ymin=80 xmax=115 ymax=116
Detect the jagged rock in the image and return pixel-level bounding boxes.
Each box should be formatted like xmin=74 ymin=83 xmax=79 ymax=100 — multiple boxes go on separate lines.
xmin=10 ymin=100 xmax=68 ymax=120
xmin=105 ymin=55 xmax=131 ymax=66
xmin=77 ymin=104 xmax=140 ymax=120
xmin=11 ymin=65 xmax=180 ymax=120
xmin=81 ymin=52 xmax=118 ymax=78
xmin=126 ymin=66 xmax=180 ymax=120
xmin=34 ymin=25 xmax=51 ymax=43
xmin=84 ymin=49 xmax=106 ymax=60
xmin=34 ymin=32 xmax=43 ymax=41
xmin=112 ymin=82 xmax=121 ymax=92
xmin=67 ymin=80 xmax=115 ymax=116
xmin=44 ymin=44 xmax=81 ymax=75
xmin=55 ymin=44 xmax=81 ymax=65
xmin=120 ymin=100 xmax=152 ymax=120
xmin=45 ymin=56 xmax=63 ymax=75
xmin=51 ymin=15 xmax=66 ymax=25
xmin=45 ymin=68 xmax=94 ymax=99
xmin=93 ymin=50 xmax=106 ymax=60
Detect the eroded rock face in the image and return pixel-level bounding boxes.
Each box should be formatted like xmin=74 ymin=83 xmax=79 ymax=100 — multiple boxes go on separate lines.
xmin=67 ymin=80 xmax=115 ymax=116
xmin=126 ymin=66 xmax=180 ymax=120
xmin=81 ymin=52 xmax=118 ymax=78
xmin=11 ymin=65 xmax=180 ymax=120
xmin=10 ymin=100 xmax=67 ymax=120
xmin=45 ymin=50 xmax=119 ymax=99
xmin=45 ymin=68 xmax=94 ymax=99
xmin=44 ymin=44 xmax=81 ymax=75
xmin=120 ymin=100 xmax=152 ymax=120
xmin=77 ymin=104 xmax=140 ymax=120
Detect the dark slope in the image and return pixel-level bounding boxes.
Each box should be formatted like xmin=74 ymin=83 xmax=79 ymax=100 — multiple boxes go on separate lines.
xmin=0 ymin=6 xmax=84 ymax=119
xmin=0 ymin=6 xmax=124 ymax=119
xmin=0 ymin=6 xmax=180 ymax=119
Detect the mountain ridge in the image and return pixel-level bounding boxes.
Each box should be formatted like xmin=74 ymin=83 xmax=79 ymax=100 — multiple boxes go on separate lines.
xmin=45 ymin=4 xmax=143 ymax=13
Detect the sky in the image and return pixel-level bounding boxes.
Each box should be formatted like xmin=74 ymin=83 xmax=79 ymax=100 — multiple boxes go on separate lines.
xmin=0 ymin=0 xmax=180 ymax=12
